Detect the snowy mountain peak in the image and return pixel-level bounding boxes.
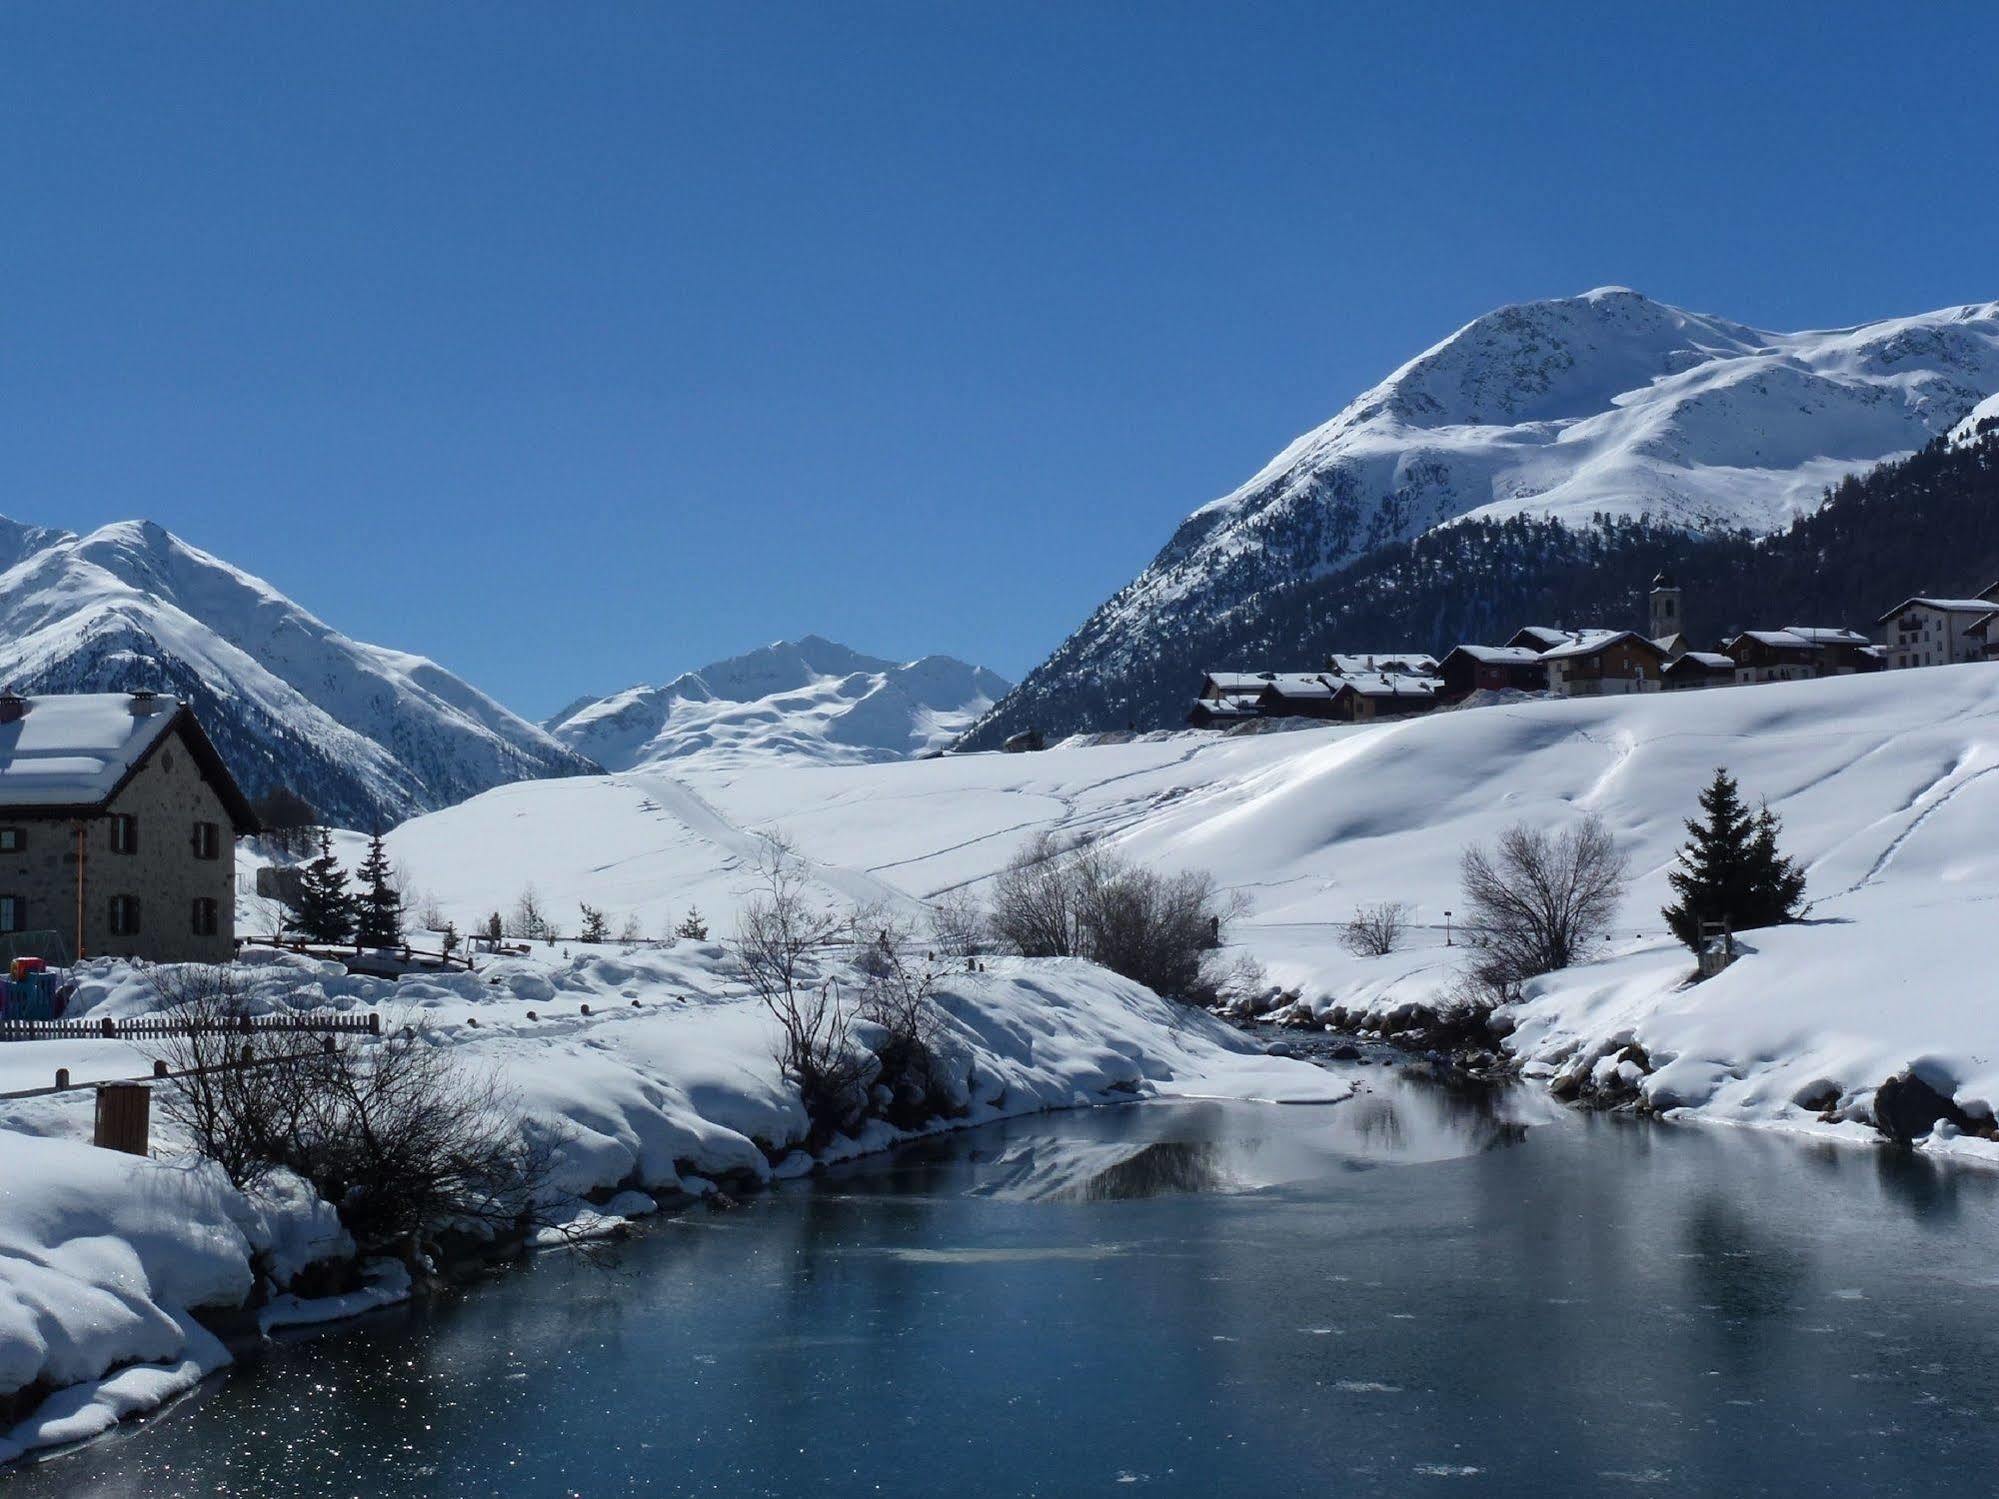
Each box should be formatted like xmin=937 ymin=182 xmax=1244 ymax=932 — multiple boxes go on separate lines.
xmin=551 ymin=639 xmax=1010 ymax=772
xmin=0 ymin=514 xmax=595 ymax=825
xmin=966 ymin=289 xmax=1999 ymax=749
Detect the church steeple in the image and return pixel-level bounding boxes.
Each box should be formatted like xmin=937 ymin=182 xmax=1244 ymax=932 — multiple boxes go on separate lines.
xmin=1648 ymin=569 xmax=1682 ymax=641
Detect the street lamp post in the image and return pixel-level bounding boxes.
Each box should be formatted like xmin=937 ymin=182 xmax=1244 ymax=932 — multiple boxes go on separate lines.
xmin=1444 ymin=909 xmax=1453 ymax=946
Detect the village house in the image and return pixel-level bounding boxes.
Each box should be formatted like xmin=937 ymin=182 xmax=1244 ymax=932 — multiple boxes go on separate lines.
xmin=1187 ymin=673 xmax=1269 ymax=729
xmin=0 ymin=690 xmax=257 ymax=964
xmin=1540 ymin=631 xmax=1670 ymax=696
xmin=1251 ymin=674 xmax=1343 ymax=721
xmin=1875 ymin=591 xmax=1999 ymax=669
xmin=1324 ymin=652 xmax=1439 ymax=679
xmin=1325 ymin=673 xmax=1441 ymax=722
xmin=1723 ymin=626 xmax=1880 ymax=684
xmin=1967 ymin=610 xmax=1999 ymax=662
xmin=1662 ymin=651 xmax=1738 ymax=690
xmin=1435 ymin=644 xmax=1550 ymax=700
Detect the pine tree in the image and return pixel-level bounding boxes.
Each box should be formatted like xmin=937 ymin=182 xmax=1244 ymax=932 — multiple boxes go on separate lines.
xmin=292 ymin=831 xmax=355 ymax=944
xmin=486 ymin=912 xmax=503 ymax=942
xmin=578 ymin=903 xmax=609 ymax=943
xmin=1663 ymin=769 xmax=1806 ymax=952
xmin=440 ymin=919 xmax=460 ymax=958
xmin=353 ymin=830 xmax=404 ymax=949
xmin=674 ymin=906 xmax=709 ymax=941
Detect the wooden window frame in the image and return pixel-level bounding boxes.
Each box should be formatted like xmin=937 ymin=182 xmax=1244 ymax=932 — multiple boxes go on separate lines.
xmin=110 ymin=814 xmax=138 ymax=855
xmin=0 ymin=828 xmax=22 ymax=854
xmin=0 ymin=895 xmax=20 ymax=934
xmin=191 ymin=897 xmax=219 ymax=937
xmin=108 ymin=894 xmax=141 ymax=936
xmin=192 ymin=821 xmax=221 ymax=861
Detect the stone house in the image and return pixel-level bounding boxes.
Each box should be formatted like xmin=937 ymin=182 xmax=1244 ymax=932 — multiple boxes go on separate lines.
xmin=0 ymin=691 xmax=257 ymax=964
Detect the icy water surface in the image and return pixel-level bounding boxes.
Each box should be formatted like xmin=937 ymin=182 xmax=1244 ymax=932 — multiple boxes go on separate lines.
xmin=16 ymin=1066 xmax=1999 ymax=1496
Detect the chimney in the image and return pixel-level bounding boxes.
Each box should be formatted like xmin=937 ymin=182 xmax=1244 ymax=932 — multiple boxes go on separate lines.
xmin=129 ymin=688 xmax=159 ymax=716
xmin=0 ymin=691 xmax=24 ymax=725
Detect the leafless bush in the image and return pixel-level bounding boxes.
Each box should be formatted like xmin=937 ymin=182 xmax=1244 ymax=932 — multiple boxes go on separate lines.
xmin=1340 ymin=901 xmax=1411 ymax=958
xmin=853 ymin=913 xmax=955 ymax=1126
xmin=1459 ymin=815 xmax=1627 ymax=997
xmin=732 ymin=836 xmax=868 ymax=1138
xmin=506 ymin=884 xmax=553 ymax=942
xmin=988 ymin=834 xmax=1242 ymax=1002
xmin=144 ymin=968 xmax=547 ymax=1252
xmin=927 ymin=888 xmax=987 ymax=959
xmin=616 ymin=912 xmax=645 ymax=945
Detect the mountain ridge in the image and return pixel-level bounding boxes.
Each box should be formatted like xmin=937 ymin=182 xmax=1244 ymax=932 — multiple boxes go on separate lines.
xmin=0 ymin=516 xmax=597 ymax=826
xmin=963 ymin=288 xmax=1999 ymax=748
xmin=550 ymin=635 xmax=1010 ymax=772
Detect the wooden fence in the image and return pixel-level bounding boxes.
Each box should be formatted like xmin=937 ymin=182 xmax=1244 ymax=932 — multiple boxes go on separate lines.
xmin=0 ymin=1011 xmax=380 ymax=1044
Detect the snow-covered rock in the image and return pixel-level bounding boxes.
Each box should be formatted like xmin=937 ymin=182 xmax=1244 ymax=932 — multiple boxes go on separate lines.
xmin=548 ymin=635 xmax=1008 ymax=772
xmin=967 ymin=287 xmax=1999 ymax=745
xmin=0 ymin=518 xmax=597 ymax=826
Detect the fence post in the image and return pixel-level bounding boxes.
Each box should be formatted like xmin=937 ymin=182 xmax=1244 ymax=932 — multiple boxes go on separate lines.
xmin=93 ymin=1082 xmax=150 ymax=1156
xmin=367 ymin=1011 xmax=381 ymax=1036
xmin=54 ymin=1067 xmax=69 ymax=1090
xmin=100 ymin=1017 xmax=115 ymax=1039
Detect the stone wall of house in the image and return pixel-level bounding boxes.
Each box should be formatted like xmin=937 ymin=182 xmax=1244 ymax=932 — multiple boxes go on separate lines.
xmin=0 ymin=716 xmax=238 ymax=965
xmin=86 ymin=719 xmax=238 ymax=963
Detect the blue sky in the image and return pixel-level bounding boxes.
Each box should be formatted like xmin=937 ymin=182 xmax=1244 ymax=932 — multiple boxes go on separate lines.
xmin=6 ymin=2 xmax=1996 ymax=718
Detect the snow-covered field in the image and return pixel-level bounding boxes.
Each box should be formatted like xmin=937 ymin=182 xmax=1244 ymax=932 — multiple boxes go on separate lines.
xmin=383 ymin=661 xmax=1999 ymax=1162
xmin=0 ymin=943 xmax=1337 ymax=1462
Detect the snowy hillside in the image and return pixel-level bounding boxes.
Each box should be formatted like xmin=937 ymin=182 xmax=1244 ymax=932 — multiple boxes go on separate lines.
xmin=965 ymin=288 xmax=1999 ymax=745
xmin=548 ymin=635 xmax=1008 ymax=772
xmin=0 ymin=518 xmax=596 ymax=826
xmin=385 ymin=664 xmax=1999 ymax=1155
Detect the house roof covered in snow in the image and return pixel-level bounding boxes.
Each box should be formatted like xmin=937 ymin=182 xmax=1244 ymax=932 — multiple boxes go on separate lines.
xmin=1874 ymin=596 xmax=1999 ymax=623
xmin=1199 ymin=673 xmax=1277 ymax=696
xmin=1325 ymin=653 xmax=1439 ymax=677
xmin=1782 ymin=626 xmax=1871 ymax=647
xmin=1442 ymin=644 xmax=1547 ymax=666
xmin=0 ymin=692 xmax=257 ymax=827
xmin=1256 ymin=674 xmax=1339 ymax=700
xmin=1333 ymin=673 xmax=1440 ymax=699
xmin=1539 ymin=630 xmax=1663 ymax=662
xmin=1666 ymin=652 xmax=1736 ymax=671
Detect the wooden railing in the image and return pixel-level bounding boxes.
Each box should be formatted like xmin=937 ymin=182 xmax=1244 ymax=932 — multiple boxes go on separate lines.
xmin=0 ymin=1011 xmax=380 ymax=1044
xmin=242 ymin=936 xmax=478 ymax=972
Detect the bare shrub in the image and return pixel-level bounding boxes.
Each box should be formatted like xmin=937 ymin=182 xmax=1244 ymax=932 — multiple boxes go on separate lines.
xmin=927 ymin=888 xmax=987 ymax=959
xmin=144 ymin=968 xmax=546 ymax=1252
xmin=616 ymin=912 xmax=645 ymax=945
xmin=852 ymin=913 xmax=955 ymax=1126
xmin=1459 ymin=815 xmax=1627 ymax=998
xmin=732 ymin=836 xmax=867 ymax=1138
xmin=988 ymin=834 xmax=1242 ymax=1002
xmin=1340 ymin=901 xmax=1411 ymax=958
xmin=506 ymin=885 xmax=552 ymax=942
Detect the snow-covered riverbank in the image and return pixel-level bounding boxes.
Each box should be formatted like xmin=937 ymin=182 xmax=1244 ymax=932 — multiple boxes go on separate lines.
xmin=0 ymin=946 xmax=1341 ymax=1465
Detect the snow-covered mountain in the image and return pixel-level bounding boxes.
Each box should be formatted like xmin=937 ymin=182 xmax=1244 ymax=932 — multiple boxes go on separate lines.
xmin=548 ymin=636 xmax=1009 ymax=772
xmin=964 ymin=288 xmax=1999 ymax=746
xmin=0 ymin=518 xmax=597 ymax=826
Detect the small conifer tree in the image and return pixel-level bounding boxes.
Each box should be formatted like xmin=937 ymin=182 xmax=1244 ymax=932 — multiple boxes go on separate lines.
xmin=674 ymin=906 xmax=709 ymax=942
xmin=579 ymin=903 xmax=609 ymax=943
xmin=1663 ymin=768 xmax=1806 ymax=952
xmin=354 ymin=830 xmax=404 ymax=949
xmin=293 ymin=831 xmax=355 ymax=944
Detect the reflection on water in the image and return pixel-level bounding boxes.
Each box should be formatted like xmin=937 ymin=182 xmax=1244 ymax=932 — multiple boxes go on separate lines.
xmin=955 ymin=1067 xmax=1565 ymax=1201
xmin=18 ymin=1067 xmax=1999 ymax=1498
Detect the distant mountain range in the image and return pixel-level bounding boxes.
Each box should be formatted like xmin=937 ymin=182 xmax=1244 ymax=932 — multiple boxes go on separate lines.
xmin=547 ymin=636 xmax=1009 ymax=773
xmin=962 ymin=288 xmax=1999 ymax=747
xmin=0 ymin=517 xmax=595 ymax=826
